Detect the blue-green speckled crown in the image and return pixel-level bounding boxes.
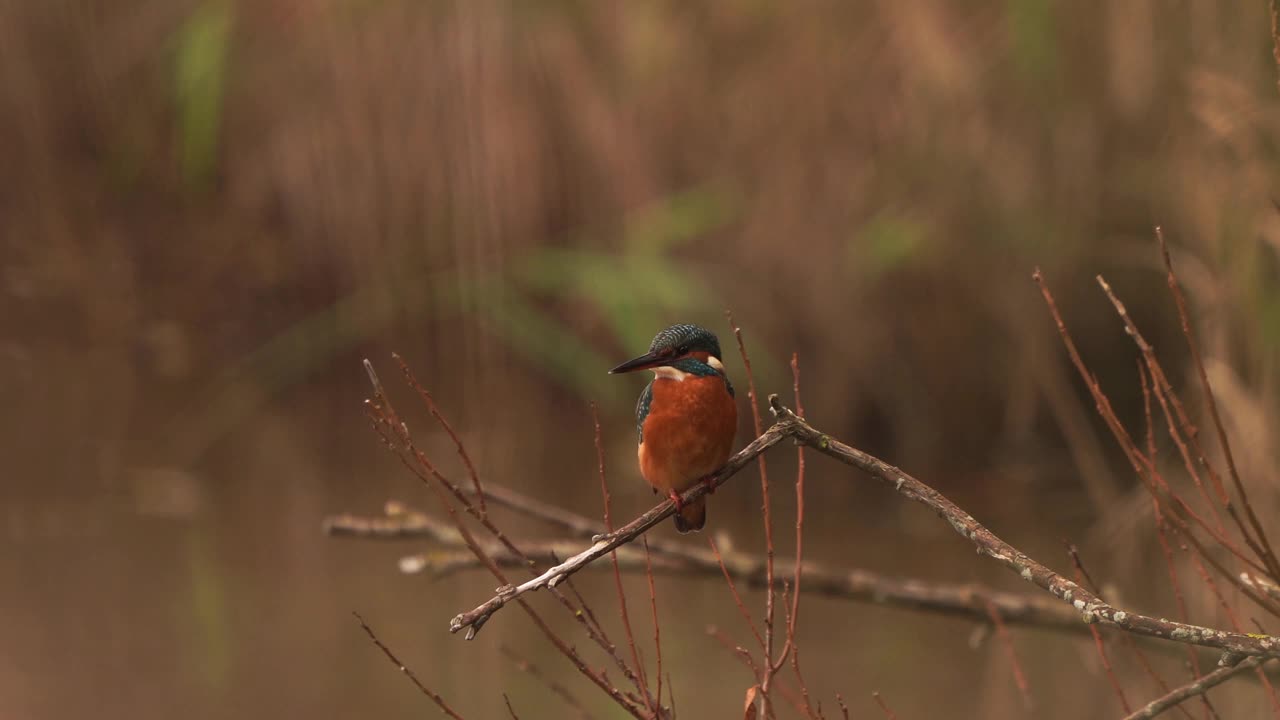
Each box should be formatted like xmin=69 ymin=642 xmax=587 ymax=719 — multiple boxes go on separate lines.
xmin=648 ymin=323 xmax=723 ymax=359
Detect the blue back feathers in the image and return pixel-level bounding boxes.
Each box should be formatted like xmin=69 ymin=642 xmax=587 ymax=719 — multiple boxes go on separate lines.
xmin=635 ymin=382 xmax=655 ymax=442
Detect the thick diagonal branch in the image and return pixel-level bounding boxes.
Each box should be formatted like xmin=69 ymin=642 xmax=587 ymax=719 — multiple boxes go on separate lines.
xmin=450 ymin=397 xmax=1280 ymax=662
xmin=448 ymin=418 xmax=798 ymax=636
xmin=772 ymin=397 xmax=1280 ymax=659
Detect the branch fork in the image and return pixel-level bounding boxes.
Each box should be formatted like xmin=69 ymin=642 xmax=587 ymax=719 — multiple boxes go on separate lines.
xmin=448 ymin=401 xmax=802 ymax=637
xmin=449 ymin=399 xmax=1280 ymax=664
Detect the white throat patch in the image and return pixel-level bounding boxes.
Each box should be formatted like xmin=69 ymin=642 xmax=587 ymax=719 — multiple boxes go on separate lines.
xmin=653 ymin=366 xmax=690 ymax=381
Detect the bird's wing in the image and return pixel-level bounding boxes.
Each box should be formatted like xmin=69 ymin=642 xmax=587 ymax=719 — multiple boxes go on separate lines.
xmin=635 ymin=380 xmax=654 ymax=443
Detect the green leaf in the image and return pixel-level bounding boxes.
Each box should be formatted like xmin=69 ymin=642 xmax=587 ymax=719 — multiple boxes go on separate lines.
xmin=173 ymin=1 xmax=232 ymax=186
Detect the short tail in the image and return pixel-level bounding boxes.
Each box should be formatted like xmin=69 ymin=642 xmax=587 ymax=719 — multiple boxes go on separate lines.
xmin=673 ymin=497 xmax=707 ymax=533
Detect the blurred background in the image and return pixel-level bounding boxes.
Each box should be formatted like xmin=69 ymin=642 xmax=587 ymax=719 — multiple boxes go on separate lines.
xmin=5 ymin=1 xmax=1280 ymax=717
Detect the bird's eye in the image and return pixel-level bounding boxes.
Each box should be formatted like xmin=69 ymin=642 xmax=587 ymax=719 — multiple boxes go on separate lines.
xmin=676 ymin=345 xmax=689 ymax=355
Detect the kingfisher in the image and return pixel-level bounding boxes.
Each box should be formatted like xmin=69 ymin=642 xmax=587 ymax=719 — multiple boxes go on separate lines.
xmin=609 ymin=324 xmax=737 ymax=532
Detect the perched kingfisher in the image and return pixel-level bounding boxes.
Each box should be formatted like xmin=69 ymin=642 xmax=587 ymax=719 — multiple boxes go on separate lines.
xmin=609 ymin=324 xmax=737 ymax=533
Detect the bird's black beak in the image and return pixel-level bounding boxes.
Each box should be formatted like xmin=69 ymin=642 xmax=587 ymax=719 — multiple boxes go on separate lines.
xmin=609 ymin=351 xmax=667 ymax=374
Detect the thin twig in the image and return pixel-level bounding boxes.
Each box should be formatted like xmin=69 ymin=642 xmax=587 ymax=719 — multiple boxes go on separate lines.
xmin=789 ymin=640 xmax=820 ymax=720
xmin=1095 ymin=274 xmax=1269 ymax=577
xmin=364 ymin=361 xmax=648 ymax=718
xmin=594 ymin=403 xmax=656 ymax=717
xmin=1123 ymin=658 xmax=1265 ymax=720
xmin=1038 ymin=274 xmax=1280 ymax=617
xmin=787 ymin=352 xmax=807 ymax=669
xmin=1066 ymin=546 xmax=1130 ymax=714
xmin=708 ymin=626 xmax=808 ymax=716
xmin=642 ymin=537 xmax=665 ymax=716
xmin=1141 ymin=366 xmax=1210 ymax=720
xmin=448 ymin=394 xmax=1280 ymax=658
xmin=499 ymin=645 xmax=596 ymax=720
xmin=395 ymin=353 xmax=487 ymax=517
xmin=340 ymin=504 xmax=1096 ymax=634
xmin=353 ymin=612 xmax=467 ymax=719
xmin=386 ymin=365 xmax=655 ymax=708
xmin=781 ymin=393 xmax=1280 ymax=657
xmin=726 ymin=311 xmax=779 ymax=720
xmin=983 ymin=599 xmax=1033 ymax=710
xmin=450 ymin=417 xmax=795 ymax=636
xmin=1184 ymin=546 xmax=1280 ymax=714
xmin=709 ymin=535 xmax=768 ymax=656
xmin=836 ymin=694 xmax=851 ymax=720
xmin=872 ymin=691 xmax=899 ymax=720
xmin=1156 ymin=230 xmax=1280 ymax=580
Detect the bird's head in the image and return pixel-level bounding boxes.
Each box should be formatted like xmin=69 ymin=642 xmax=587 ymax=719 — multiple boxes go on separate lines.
xmin=609 ymin=324 xmax=725 ymax=375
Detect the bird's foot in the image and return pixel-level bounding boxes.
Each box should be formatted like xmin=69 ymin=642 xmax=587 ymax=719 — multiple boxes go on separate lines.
xmin=667 ymin=489 xmax=685 ymax=512
xmin=700 ymin=474 xmax=717 ymax=495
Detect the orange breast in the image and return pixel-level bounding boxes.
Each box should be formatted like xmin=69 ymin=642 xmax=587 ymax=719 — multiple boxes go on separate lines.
xmin=637 ymin=375 xmax=737 ymax=494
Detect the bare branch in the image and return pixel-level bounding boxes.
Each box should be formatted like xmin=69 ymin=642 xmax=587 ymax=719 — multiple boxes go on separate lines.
xmin=872 ymin=691 xmax=898 ymax=720
xmin=448 ymin=417 xmax=797 ymax=636
xmin=364 ymin=361 xmax=650 ymax=718
xmin=328 ymin=505 xmax=1091 ymax=633
xmin=726 ymin=311 xmax=779 ymax=720
xmin=499 ymin=645 xmax=596 ymax=720
xmin=1156 ymin=230 xmax=1280 ymax=579
xmin=983 ymin=598 xmax=1033 ymax=710
xmin=353 ymin=612 xmax=467 ymax=719
xmin=708 ymin=533 xmax=768 ymax=655
xmin=594 ymin=402 xmax=657 ymax=718
xmin=1123 ymin=658 xmax=1265 ymax=720
xmin=445 ymin=394 xmax=1280 ymax=659
xmin=779 ymin=396 xmax=1280 ymax=659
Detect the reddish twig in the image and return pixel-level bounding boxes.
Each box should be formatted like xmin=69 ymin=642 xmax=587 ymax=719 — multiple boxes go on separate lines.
xmin=389 ymin=381 xmax=645 ymax=699
xmin=642 ymin=537 xmax=664 ymax=717
xmin=726 ymin=310 xmax=779 ymax=720
xmin=449 ymin=392 xmax=1280 ymax=659
xmin=1184 ymin=546 xmax=1280 ymax=714
xmin=872 ymin=691 xmax=899 ymax=720
xmin=499 ymin=645 xmax=596 ymax=720
xmin=335 ymin=502 xmax=1118 ymax=636
xmin=364 ymin=361 xmax=648 ymax=718
xmin=983 ymin=599 xmax=1034 ymax=711
xmin=450 ymin=419 xmax=795 ymax=636
xmin=708 ymin=626 xmax=807 ymax=716
xmin=787 ymin=352 xmax=807 ymax=656
xmin=594 ymin=403 xmax=656 ymax=717
xmin=788 ymin=641 xmax=819 ymax=720
xmin=353 ymin=612 xmax=467 ymax=719
xmin=709 ymin=535 xmax=768 ymax=655
xmin=1065 ymin=549 xmax=1129 ymax=714
xmin=1036 ymin=274 xmax=1280 ymax=617
xmin=395 ymin=353 xmax=487 ymax=517
xmin=1141 ymin=366 xmax=1211 ymax=719
xmin=1095 ymin=275 xmax=1270 ymax=576
xmin=774 ymin=394 xmax=1280 ymax=658
xmin=836 ymin=694 xmax=851 ymax=720
xmin=504 ymin=695 xmax=519 ymax=719
xmin=1156 ymin=230 xmax=1280 ymax=580
xmin=1074 ymin=537 xmax=1189 ymax=718
xmin=708 ymin=624 xmax=763 ymax=681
